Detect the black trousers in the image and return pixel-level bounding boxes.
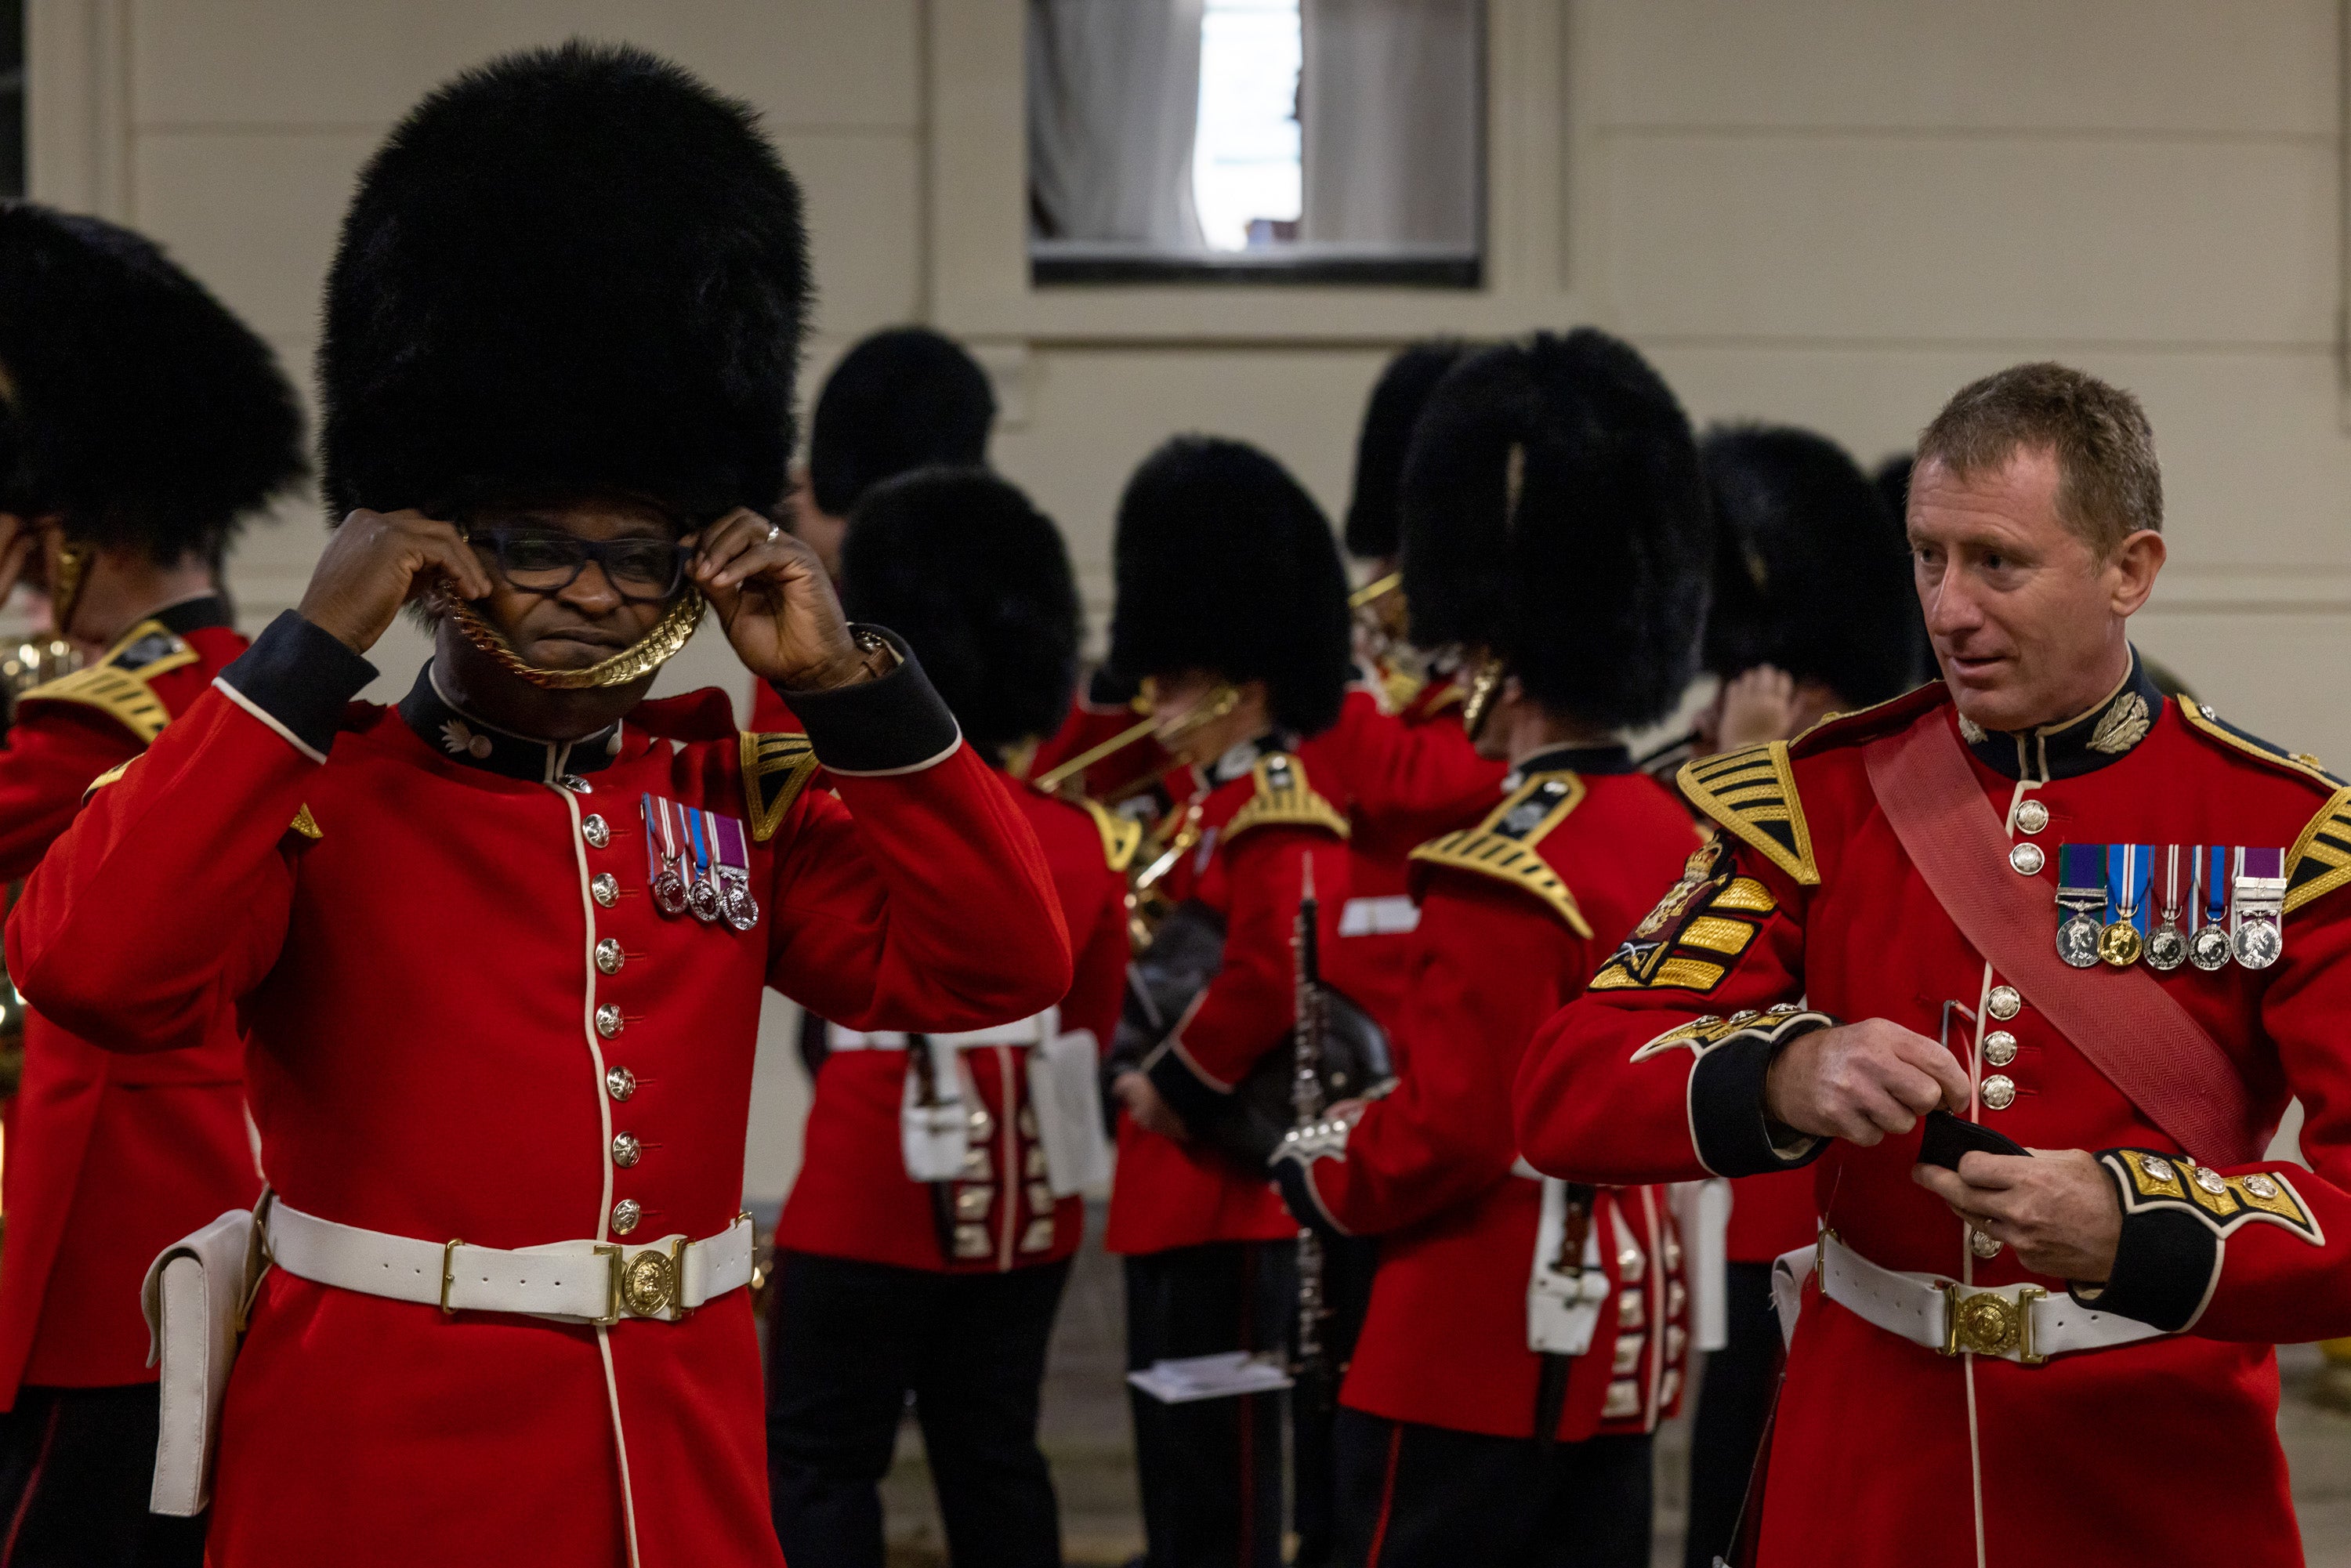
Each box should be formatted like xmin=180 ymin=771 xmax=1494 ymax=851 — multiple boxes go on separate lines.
xmin=766 ymin=1250 xmax=1071 ymax=1568
xmin=1333 ymin=1407 xmax=1652 ymax=1568
xmin=1122 ymin=1241 xmax=1292 ymax=1568
xmin=1682 ymin=1262 xmax=1784 ymax=1568
xmin=0 ymin=1385 xmax=206 ymax=1568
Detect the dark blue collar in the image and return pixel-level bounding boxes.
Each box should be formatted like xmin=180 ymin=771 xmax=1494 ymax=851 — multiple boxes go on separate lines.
xmin=1961 ymin=647 xmax=2163 ymax=783
xmin=397 ymin=661 xmax=624 ymax=784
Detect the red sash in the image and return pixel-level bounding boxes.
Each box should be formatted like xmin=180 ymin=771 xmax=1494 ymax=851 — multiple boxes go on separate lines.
xmin=1862 ymin=712 xmax=2266 ymax=1165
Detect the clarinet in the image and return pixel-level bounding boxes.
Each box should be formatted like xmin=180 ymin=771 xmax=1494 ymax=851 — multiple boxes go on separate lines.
xmin=1290 ymin=857 xmax=1328 ymax=1384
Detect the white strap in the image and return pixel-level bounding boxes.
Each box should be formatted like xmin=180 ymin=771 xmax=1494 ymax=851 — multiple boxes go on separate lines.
xmin=830 ymin=1011 xmax=1055 ymax=1052
xmin=1817 ymin=1232 xmax=2164 ymax=1364
xmin=264 ymin=1201 xmax=754 ymax=1324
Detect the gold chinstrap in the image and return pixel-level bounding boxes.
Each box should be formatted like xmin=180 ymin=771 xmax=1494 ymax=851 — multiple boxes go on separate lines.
xmin=441 ymin=587 xmax=705 ymax=690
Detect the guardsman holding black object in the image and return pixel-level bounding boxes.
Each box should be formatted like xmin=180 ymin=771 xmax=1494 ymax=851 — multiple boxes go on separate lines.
xmin=1519 ymin=362 xmax=2351 ymax=1568
xmin=766 ymin=467 xmax=1130 ymax=1568
xmin=7 ymin=46 xmax=1068 ymax=1567
xmin=1272 ymin=331 xmax=1707 ymax=1568
xmin=0 ymin=204 xmax=300 ymax=1566
xmin=1675 ymin=424 xmax=1922 ymax=1568
xmin=1099 ymin=435 xmax=1360 ymax=1568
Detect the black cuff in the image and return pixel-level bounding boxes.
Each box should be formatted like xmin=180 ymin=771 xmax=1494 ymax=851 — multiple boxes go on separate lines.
xmin=2066 ymin=1154 xmax=2219 ymax=1331
xmin=217 ymin=611 xmax=377 ymax=760
xmin=772 ymin=626 xmax=959 ymax=776
xmin=1143 ymin=1037 xmax=1230 ymax=1132
xmin=1270 ymin=1153 xmax=1347 ymax=1242
xmin=1687 ymin=1013 xmax=1834 ymax=1178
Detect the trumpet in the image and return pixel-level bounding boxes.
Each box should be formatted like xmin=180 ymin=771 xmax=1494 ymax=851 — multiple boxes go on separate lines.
xmin=1033 ymin=679 xmax=1240 ymax=806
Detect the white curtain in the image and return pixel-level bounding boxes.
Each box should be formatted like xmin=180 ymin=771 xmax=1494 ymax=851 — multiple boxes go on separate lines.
xmin=1027 ymin=0 xmax=1207 ymax=248
xmin=1299 ymin=0 xmax=1480 ymax=248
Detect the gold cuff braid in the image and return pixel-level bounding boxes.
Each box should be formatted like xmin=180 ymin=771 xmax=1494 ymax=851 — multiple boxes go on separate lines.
xmin=443 ymin=588 xmax=705 ymax=690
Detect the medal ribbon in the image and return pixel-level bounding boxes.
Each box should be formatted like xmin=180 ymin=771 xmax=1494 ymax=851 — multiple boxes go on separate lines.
xmin=685 ymin=803 xmax=713 ymax=885
xmin=2199 ymin=844 xmax=2229 ymax=928
xmin=2055 ymin=843 xmax=2105 ymax=915
xmin=712 ymin=813 xmax=751 ymax=877
xmin=2157 ymin=844 xmax=2182 ymax=922
xmin=2104 ymin=843 xmax=2153 ymax=936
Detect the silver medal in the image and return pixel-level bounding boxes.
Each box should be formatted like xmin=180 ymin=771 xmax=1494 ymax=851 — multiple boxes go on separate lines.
xmin=2145 ymin=920 xmax=2187 ymax=971
xmin=2056 ymin=911 xmax=2103 ymax=969
xmin=2189 ymin=922 xmax=2233 ymax=971
xmin=723 ymin=877 xmax=761 ymax=932
xmin=688 ymin=871 xmax=725 ymax=924
xmin=2233 ymin=914 xmax=2282 ymax=970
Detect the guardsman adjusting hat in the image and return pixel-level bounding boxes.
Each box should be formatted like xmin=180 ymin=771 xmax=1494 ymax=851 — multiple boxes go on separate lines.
xmin=1702 ymin=423 xmax=1923 ymax=708
xmin=1108 ymin=435 xmax=1352 ymax=738
xmin=1400 ymin=328 xmax=1711 ymax=737
xmin=319 ymin=42 xmax=806 ymax=685
xmin=0 ymin=205 xmax=304 ymax=625
xmin=838 ymin=466 xmax=1079 ymax=766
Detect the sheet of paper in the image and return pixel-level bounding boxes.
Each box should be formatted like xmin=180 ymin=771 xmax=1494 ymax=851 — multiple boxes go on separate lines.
xmin=1125 ymin=1350 xmax=1295 ymax=1405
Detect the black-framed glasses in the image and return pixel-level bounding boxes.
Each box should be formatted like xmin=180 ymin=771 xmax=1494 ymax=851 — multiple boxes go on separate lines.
xmin=469 ymin=527 xmax=692 ymax=603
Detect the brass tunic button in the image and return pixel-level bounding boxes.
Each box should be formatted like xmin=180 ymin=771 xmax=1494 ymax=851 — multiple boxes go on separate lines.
xmin=596 ymin=1004 xmax=624 ymax=1039
xmin=558 ymin=774 xmax=592 ymax=795
xmin=1969 ymin=1229 xmax=2004 ymax=1258
xmin=582 ymin=813 xmax=610 ymax=849
xmin=1987 ymin=986 xmax=2021 ymax=1021
xmin=607 ymin=1066 xmax=637 ymax=1102
xmin=2009 ymin=842 xmax=2045 ymax=876
xmin=595 ymin=938 xmax=625 ymax=976
xmin=1981 ymin=1075 xmax=2017 ymax=1110
xmin=2014 ymin=798 xmax=2049 ymax=835
xmin=1982 ymin=1031 xmax=2018 ymax=1068
xmin=612 ymin=1132 xmax=643 ymax=1168
xmin=592 ymin=873 xmax=619 ymax=907
xmin=610 ymin=1199 xmax=642 ymax=1236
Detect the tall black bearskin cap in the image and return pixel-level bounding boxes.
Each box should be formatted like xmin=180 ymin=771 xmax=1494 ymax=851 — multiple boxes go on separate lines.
xmin=0 ymin=205 xmax=303 ymax=558
xmin=839 ymin=466 xmax=1079 ymax=763
xmin=809 ymin=328 xmax=995 ymax=518
xmin=1400 ymin=329 xmax=1711 ymax=730
xmin=1108 ymin=435 xmax=1351 ymax=737
xmin=320 ymin=42 xmax=807 ymax=523
xmin=1343 ymin=339 xmax=1469 ymax=560
xmin=1702 ymin=425 xmax=1922 ymax=708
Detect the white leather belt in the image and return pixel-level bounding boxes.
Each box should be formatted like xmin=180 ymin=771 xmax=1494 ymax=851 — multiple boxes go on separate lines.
xmin=829 ymin=1013 xmax=1052 ymax=1051
xmin=264 ymin=1200 xmax=755 ymax=1325
xmin=1817 ymin=1231 xmax=2164 ymax=1365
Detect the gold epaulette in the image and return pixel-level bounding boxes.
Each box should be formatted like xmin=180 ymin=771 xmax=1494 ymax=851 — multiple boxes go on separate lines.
xmin=1408 ymin=770 xmax=1591 ymax=936
xmin=740 ymin=731 xmax=822 ymax=842
xmin=18 ymin=617 xmax=202 ymax=744
xmin=1069 ymin=792 xmax=1143 ymax=873
xmin=1223 ymin=754 xmax=1349 ymax=843
xmin=1785 ymin=682 xmax=1944 ymax=758
xmin=83 ymin=759 xmax=132 ymax=798
xmin=2175 ymin=697 xmax=2343 ymax=791
xmin=2172 ymin=698 xmax=2349 ymax=914
xmin=1677 ymin=743 xmax=1818 ymax=886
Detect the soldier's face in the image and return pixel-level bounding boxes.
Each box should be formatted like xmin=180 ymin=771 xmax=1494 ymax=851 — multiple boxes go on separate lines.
xmin=467 ymin=498 xmax=679 ymax=671
xmin=1908 ymin=448 xmax=2164 ymax=733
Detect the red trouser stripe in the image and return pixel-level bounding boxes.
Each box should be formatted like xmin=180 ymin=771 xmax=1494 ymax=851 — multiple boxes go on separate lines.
xmin=1364 ymin=1420 xmax=1404 ymax=1566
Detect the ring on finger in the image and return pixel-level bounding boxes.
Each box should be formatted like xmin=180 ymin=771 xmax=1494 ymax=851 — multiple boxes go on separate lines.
xmin=765 ymin=523 xmax=782 ymax=545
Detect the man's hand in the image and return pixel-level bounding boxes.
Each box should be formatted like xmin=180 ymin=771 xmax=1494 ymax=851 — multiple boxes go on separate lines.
xmin=301 ymin=509 xmax=492 ymax=656
xmin=689 ymin=508 xmax=865 ymax=690
xmin=1113 ymin=1070 xmax=1189 ymax=1143
xmin=1762 ymin=1018 xmax=1970 ymax=1145
xmin=1718 ymin=664 xmax=1798 ymax=750
xmin=1913 ymin=1149 xmax=2122 ymax=1282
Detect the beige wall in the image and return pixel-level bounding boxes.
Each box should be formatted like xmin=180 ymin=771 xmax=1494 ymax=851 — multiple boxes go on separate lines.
xmin=26 ymin=0 xmax=2351 ymax=1195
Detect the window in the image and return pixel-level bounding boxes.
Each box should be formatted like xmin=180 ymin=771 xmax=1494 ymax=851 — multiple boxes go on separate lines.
xmin=1027 ymin=0 xmax=1483 ymax=286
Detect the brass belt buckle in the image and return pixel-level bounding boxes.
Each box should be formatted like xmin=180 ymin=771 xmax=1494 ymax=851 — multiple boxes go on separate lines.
xmin=1939 ymin=1282 xmax=2049 ymax=1364
xmin=618 ymin=1244 xmax=679 ymax=1320
xmin=592 ymin=1241 xmax=627 ymax=1325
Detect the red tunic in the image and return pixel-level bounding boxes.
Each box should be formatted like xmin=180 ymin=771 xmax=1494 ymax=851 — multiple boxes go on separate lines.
xmin=1516 ymin=657 xmax=2351 ymax=1567
xmin=7 ymin=612 xmax=1072 ymax=1568
xmin=778 ymin=780 xmax=1129 ymax=1271
xmin=1319 ymin=680 xmax=1507 ymax=1032
xmin=1103 ymin=737 xmax=1354 ymax=1256
xmin=1284 ymin=751 xmax=1700 ymax=1439
xmin=0 ymin=600 xmax=260 ymax=1403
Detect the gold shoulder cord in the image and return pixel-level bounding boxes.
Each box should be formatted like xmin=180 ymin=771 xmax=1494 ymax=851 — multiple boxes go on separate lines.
xmin=443 ymin=588 xmax=705 ymax=690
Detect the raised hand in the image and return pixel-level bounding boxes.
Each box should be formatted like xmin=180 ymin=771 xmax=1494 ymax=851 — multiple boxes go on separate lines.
xmin=299 ymin=509 xmax=491 ymax=656
xmin=688 ymin=508 xmax=868 ymax=690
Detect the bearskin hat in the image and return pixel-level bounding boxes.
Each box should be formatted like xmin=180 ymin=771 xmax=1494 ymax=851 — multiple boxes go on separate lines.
xmin=839 ymin=466 xmax=1078 ymax=763
xmin=319 ymin=42 xmax=807 ymax=523
xmin=809 ymin=328 xmax=995 ymax=518
xmin=0 ymin=205 xmax=302 ymax=558
xmin=1109 ymin=435 xmax=1351 ymax=737
xmin=1400 ymin=329 xmax=1710 ymax=730
xmin=1703 ymin=425 xmax=1923 ymax=708
xmin=1343 ymin=339 xmax=1469 ymax=561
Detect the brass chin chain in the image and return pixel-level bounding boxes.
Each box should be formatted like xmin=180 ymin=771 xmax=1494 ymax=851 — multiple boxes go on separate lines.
xmin=442 ymin=588 xmax=706 ymax=690
xmin=1460 ymin=652 xmax=1508 ymax=744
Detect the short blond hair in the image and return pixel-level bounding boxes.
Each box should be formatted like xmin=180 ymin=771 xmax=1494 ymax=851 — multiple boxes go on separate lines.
xmin=1915 ymin=362 xmax=2161 ymax=556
